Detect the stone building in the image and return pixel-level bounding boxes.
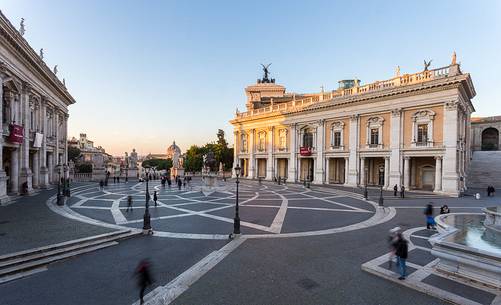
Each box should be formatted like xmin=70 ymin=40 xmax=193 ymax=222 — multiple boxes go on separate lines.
xmin=230 ymin=55 xmax=475 ymax=196
xmin=470 ymin=116 xmax=501 ymax=151
xmin=0 ymin=12 xmax=75 ymax=201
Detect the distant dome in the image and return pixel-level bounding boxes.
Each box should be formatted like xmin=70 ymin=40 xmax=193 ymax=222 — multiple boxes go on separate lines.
xmin=166 ymin=141 xmax=181 ymax=159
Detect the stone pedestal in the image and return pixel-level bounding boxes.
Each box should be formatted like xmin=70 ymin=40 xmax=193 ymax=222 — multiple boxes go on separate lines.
xmin=171 ymin=167 xmax=185 ymax=178
xmin=92 ymin=168 xmax=106 ymax=182
xmin=127 ymin=168 xmax=138 ymax=178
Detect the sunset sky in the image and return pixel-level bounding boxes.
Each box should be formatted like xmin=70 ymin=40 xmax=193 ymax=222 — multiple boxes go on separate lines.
xmin=2 ymin=0 xmax=500 ymax=156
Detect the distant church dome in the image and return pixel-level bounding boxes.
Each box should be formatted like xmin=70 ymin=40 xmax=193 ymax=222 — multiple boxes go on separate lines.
xmin=166 ymin=141 xmax=181 ymax=159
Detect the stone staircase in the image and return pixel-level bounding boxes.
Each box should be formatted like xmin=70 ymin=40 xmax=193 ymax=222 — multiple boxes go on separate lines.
xmin=0 ymin=229 xmax=140 ymax=284
xmin=467 ymin=150 xmax=501 ymax=188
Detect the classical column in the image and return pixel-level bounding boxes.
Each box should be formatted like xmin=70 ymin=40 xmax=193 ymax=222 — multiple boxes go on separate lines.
xmin=232 ymin=131 xmax=238 ymax=178
xmin=287 ymin=124 xmax=297 ymax=182
xmin=10 ymin=148 xmax=19 ymax=194
xmin=389 ymin=109 xmax=402 ymax=188
xmin=343 ymin=157 xmax=349 ymax=185
xmin=325 ymin=157 xmax=330 ymax=183
xmin=434 ymin=156 xmax=443 ymax=192
xmin=63 ymin=114 xmax=69 ymax=178
xmin=347 ymin=115 xmax=359 ymax=186
xmin=0 ymin=73 xmax=8 ymax=202
xmin=39 ymin=101 xmax=49 ymax=187
xmin=32 ymin=151 xmax=39 ymax=187
xmin=384 ymin=157 xmax=389 ymax=189
xmin=55 ymin=111 xmax=60 ymax=169
xmin=360 ymin=157 xmax=366 ymax=186
xmin=442 ymin=101 xmax=459 ymax=196
xmin=19 ymin=83 xmax=32 ymax=193
xmin=47 ymin=152 xmax=54 ymax=183
xmin=403 ymin=157 xmax=410 ymax=189
xmin=266 ymin=127 xmax=274 ymax=181
xmin=314 ymin=120 xmax=325 ymax=184
xmin=247 ymin=129 xmax=255 ymax=179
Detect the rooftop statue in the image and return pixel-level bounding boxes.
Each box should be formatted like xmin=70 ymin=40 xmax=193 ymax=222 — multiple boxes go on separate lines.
xmin=451 ymin=51 xmax=457 ymax=65
xmin=423 ymin=60 xmax=432 ymax=71
xmin=53 ymin=65 xmax=58 ymax=75
xmin=39 ymin=48 xmax=44 ymax=60
xmin=19 ymin=18 xmax=25 ymax=36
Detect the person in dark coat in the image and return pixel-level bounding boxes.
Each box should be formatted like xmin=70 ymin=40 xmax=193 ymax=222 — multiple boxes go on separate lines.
xmin=99 ymin=180 xmax=104 ymax=190
xmin=440 ymin=205 xmax=450 ymax=214
xmin=425 ymin=203 xmax=436 ymax=229
xmin=393 ymin=184 xmax=398 ymax=197
xmin=177 ymin=178 xmax=182 ymax=190
xmin=153 ymin=191 xmax=158 ymax=207
xmin=400 ymin=185 xmax=405 ymax=198
xmin=135 ymin=259 xmax=154 ymax=305
xmin=126 ymin=195 xmax=133 ymax=212
xmin=394 ymin=233 xmax=408 ymax=280
xmin=487 ymin=186 xmax=491 ymax=197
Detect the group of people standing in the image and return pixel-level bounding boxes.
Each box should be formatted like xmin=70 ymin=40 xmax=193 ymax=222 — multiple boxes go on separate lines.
xmin=487 ymin=185 xmax=496 ymax=197
xmin=393 ymin=184 xmax=406 ymax=198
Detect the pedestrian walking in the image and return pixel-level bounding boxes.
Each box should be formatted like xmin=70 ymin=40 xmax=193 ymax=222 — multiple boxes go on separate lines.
xmin=113 ymin=176 xmax=116 ymax=183
xmin=393 ymin=184 xmax=398 ymax=197
xmin=117 ymin=176 xmax=120 ymax=183
xmin=425 ymin=203 xmax=436 ymax=229
xmin=135 ymin=259 xmax=154 ymax=305
xmin=127 ymin=195 xmax=133 ymax=212
xmin=400 ymin=185 xmax=405 ymax=198
xmin=440 ymin=204 xmax=450 ymax=214
xmin=183 ymin=177 xmax=186 ymax=189
xmin=388 ymin=226 xmax=400 ymax=269
xmin=153 ymin=191 xmax=157 ymax=207
xmin=177 ymin=178 xmax=182 ymax=190
xmin=167 ymin=178 xmax=171 ymax=188
xmin=99 ymin=180 xmax=104 ymax=190
xmin=395 ymin=233 xmax=408 ymax=280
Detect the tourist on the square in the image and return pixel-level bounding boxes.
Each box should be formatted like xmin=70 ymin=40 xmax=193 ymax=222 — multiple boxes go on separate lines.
xmin=167 ymin=178 xmax=171 ymax=188
xmin=183 ymin=177 xmax=186 ymax=188
xmin=113 ymin=176 xmax=116 ymax=183
xmin=395 ymin=233 xmax=408 ymax=280
xmin=126 ymin=195 xmax=133 ymax=212
xmin=393 ymin=184 xmax=398 ymax=197
xmin=440 ymin=205 xmax=450 ymax=214
xmin=117 ymin=176 xmax=120 ymax=183
xmin=492 ymin=186 xmax=496 ymax=196
xmin=387 ymin=226 xmax=400 ymax=269
xmin=425 ymin=203 xmax=436 ymax=229
xmin=487 ymin=186 xmax=491 ymax=197
xmin=135 ymin=259 xmax=154 ymax=305
xmin=177 ymin=178 xmax=182 ymax=190
xmin=400 ymin=185 xmax=405 ymax=198
xmin=99 ymin=180 xmax=104 ymax=190
xmin=153 ymin=191 xmax=158 ymax=207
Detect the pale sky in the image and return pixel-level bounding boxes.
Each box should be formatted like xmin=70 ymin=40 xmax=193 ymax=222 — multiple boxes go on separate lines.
xmin=2 ymin=0 xmax=500 ymax=156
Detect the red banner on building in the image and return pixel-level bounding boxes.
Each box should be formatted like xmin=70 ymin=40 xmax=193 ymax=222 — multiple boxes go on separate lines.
xmin=8 ymin=124 xmax=23 ymax=144
xmin=300 ymin=146 xmax=312 ymax=156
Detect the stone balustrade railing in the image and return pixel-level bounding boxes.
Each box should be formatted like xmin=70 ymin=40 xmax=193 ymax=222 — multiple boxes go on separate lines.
xmin=236 ymin=65 xmax=453 ymax=119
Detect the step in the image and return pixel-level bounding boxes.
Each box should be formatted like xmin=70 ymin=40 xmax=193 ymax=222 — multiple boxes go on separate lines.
xmin=0 ymin=241 xmax=118 ymax=280
xmin=0 ymin=229 xmax=132 ymax=263
xmin=0 ymin=231 xmax=136 ymax=270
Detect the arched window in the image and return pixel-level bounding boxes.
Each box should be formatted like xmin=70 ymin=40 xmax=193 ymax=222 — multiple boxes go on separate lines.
xmin=257 ymin=131 xmax=266 ymax=151
xmin=366 ymin=116 xmax=384 ymax=149
xmin=278 ymin=129 xmax=287 ymax=151
xmin=330 ymin=121 xmax=344 ymax=149
xmin=303 ymin=128 xmax=314 ymax=148
xmin=482 ymin=128 xmax=499 ymax=151
xmin=412 ymin=110 xmax=435 ymax=147
xmin=240 ymin=133 xmax=247 ymax=152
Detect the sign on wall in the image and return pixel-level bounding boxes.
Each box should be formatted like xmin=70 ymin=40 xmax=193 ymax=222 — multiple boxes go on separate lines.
xmin=33 ymin=132 xmax=43 ymax=148
xmin=300 ymin=146 xmax=312 ymax=156
xmin=8 ymin=124 xmax=23 ymax=144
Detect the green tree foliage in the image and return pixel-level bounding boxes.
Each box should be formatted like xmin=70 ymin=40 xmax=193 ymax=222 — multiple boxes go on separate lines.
xmin=184 ymin=130 xmax=234 ymax=172
xmin=141 ymin=158 xmax=173 ymax=171
xmin=76 ymin=162 xmax=92 ymax=173
xmin=68 ymin=146 xmax=81 ymax=162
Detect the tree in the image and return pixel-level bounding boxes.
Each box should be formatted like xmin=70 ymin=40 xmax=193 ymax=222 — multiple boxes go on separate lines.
xmin=68 ymin=146 xmax=81 ymax=162
xmin=141 ymin=158 xmax=173 ymax=171
xmin=76 ymin=162 xmax=92 ymax=173
xmin=184 ymin=145 xmax=204 ymax=172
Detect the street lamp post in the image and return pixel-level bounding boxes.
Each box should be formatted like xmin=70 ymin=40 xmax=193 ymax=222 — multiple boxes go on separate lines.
xmin=55 ymin=164 xmax=63 ymax=205
xmin=363 ymin=167 xmax=368 ymax=200
xmin=143 ymin=166 xmax=152 ymax=234
xmin=231 ymin=165 xmax=241 ymax=238
xmin=379 ymin=167 xmax=384 ymax=206
xmin=63 ymin=164 xmax=70 ymax=197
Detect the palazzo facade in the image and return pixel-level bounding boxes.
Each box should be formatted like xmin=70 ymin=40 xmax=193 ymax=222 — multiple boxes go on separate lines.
xmin=230 ymin=56 xmax=475 ymax=196
xmin=0 ymin=12 xmax=75 ymax=201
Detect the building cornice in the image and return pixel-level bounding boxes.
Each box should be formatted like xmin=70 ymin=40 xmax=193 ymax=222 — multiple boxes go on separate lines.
xmin=0 ymin=10 xmax=76 ymax=106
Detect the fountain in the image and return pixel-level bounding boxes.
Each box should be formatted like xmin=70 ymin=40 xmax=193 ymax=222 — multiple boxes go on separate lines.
xmin=430 ymin=208 xmax=501 ymax=289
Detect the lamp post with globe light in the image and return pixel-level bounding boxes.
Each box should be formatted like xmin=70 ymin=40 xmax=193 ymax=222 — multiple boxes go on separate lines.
xmin=231 ymin=165 xmax=241 ymax=238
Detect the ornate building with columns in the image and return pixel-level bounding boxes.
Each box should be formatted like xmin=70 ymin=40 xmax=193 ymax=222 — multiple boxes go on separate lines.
xmin=230 ymin=56 xmax=475 ymax=196
xmin=0 ymin=12 xmax=75 ymax=201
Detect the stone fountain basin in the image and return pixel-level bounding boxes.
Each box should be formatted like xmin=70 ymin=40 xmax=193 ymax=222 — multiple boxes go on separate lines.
xmin=430 ymin=213 xmax=501 ymax=289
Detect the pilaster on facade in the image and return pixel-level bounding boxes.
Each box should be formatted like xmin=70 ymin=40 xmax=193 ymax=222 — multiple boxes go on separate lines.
xmin=266 ymin=126 xmax=274 ymax=180
xmin=287 ymin=123 xmax=297 ymax=182
xmin=442 ymin=100 xmax=460 ymax=195
xmin=347 ymin=114 xmax=359 ymax=186
xmin=314 ymin=119 xmax=325 ymax=184
xmin=389 ymin=108 xmax=402 ymax=188
xmin=248 ymin=129 xmax=255 ymax=179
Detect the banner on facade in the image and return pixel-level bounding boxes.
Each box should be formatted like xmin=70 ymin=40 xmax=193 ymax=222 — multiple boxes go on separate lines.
xmin=299 ymin=146 xmax=312 ymax=156
xmin=8 ymin=124 xmax=23 ymax=144
xmin=33 ymin=132 xmax=43 ymax=148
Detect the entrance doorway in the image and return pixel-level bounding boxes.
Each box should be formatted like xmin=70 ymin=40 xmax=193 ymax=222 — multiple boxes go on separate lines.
xmin=364 ymin=157 xmax=385 ymax=186
xmin=409 ymin=157 xmax=436 ymax=190
xmin=276 ymin=158 xmax=288 ymax=179
xmin=328 ymin=158 xmax=345 ymax=184
xmin=257 ymin=159 xmax=266 ymax=178
xmin=482 ymin=128 xmax=499 ymax=150
xmin=300 ymin=158 xmax=314 ymax=182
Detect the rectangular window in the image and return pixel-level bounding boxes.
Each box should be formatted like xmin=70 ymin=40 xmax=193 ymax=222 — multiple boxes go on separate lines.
xmin=279 ymin=130 xmax=287 ymax=150
xmin=417 ymin=124 xmax=428 ymax=144
xmin=332 ymin=131 xmax=341 ymax=148
xmin=370 ymin=128 xmax=379 ymax=145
